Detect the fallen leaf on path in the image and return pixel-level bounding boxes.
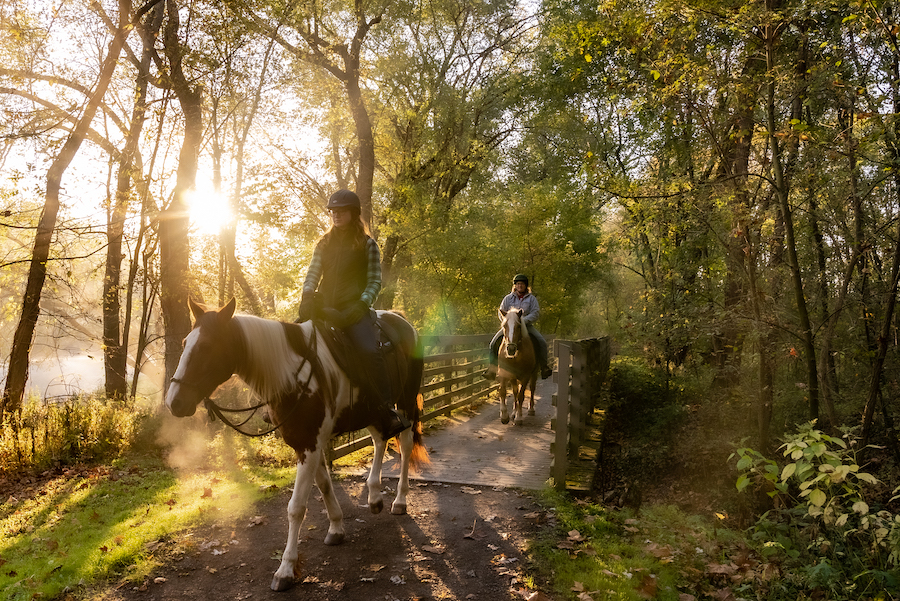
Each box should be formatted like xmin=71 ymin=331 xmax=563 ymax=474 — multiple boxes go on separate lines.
xmin=461 ymin=486 xmax=482 ymax=494
xmin=706 ymin=563 xmax=737 ymax=576
xmin=637 ymin=574 xmax=658 ymax=598
xmin=572 ymin=581 xmax=585 ymax=591
xmin=153 ymin=577 xmax=167 ymax=584
xmin=423 ymin=545 xmax=445 ymax=554
xmin=576 ymin=593 xmax=595 ymax=601
xmin=713 ymin=587 xmax=737 ymax=600
xmin=568 ymin=530 xmax=586 ymax=542
xmin=201 ymin=487 xmax=213 ymax=498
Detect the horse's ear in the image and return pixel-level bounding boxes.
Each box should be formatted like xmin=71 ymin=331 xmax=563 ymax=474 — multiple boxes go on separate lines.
xmin=498 ymin=308 xmax=507 ymax=319
xmin=189 ymin=298 xmax=206 ymax=322
xmin=219 ymin=297 xmax=237 ymax=321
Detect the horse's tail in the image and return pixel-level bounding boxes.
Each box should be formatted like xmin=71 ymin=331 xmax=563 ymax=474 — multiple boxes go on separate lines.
xmin=409 ymin=392 xmax=430 ymax=471
xmin=405 ymin=342 xmax=429 ymax=472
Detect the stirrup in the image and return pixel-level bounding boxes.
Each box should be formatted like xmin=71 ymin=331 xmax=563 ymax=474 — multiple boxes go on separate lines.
xmin=382 ymin=410 xmax=411 ymax=439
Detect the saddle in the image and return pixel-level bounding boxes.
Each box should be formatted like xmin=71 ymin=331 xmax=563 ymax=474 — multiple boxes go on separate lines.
xmin=315 ymin=310 xmax=406 ymax=399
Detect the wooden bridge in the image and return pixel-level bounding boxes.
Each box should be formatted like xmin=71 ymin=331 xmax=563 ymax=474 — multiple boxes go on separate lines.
xmin=333 ymin=334 xmax=611 ymax=491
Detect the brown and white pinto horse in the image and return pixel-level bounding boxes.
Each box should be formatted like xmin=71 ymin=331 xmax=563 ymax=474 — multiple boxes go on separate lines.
xmin=497 ymin=307 xmax=538 ymax=426
xmin=165 ymin=298 xmax=427 ymax=591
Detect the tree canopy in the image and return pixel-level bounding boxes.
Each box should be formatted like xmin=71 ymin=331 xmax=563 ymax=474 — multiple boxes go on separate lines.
xmin=2 ymin=0 xmax=900 ymax=449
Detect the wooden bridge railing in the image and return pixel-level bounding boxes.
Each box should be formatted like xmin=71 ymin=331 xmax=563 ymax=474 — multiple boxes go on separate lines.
xmin=550 ymin=337 xmax=611 ymax=491
xmin=329 ymin=334 xmax=498 ymax=460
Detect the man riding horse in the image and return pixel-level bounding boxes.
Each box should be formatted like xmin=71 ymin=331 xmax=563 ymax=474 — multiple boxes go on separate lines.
xmin=483 ymin=273 xmax=552 ymax=381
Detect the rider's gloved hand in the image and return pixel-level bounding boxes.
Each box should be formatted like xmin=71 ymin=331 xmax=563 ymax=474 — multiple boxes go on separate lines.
xmin=341 ymin=300 xmax=369 ymax=326
xmin=296 ymin=293 xmax=320 ymax=323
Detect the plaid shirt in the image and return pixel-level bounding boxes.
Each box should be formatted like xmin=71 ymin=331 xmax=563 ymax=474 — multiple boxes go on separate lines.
xmin=303 ymin=237 xmax=382 ymax=307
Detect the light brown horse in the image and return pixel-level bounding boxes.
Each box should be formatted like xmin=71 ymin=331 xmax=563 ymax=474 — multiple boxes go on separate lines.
xmin=497 ymin=307 xmax=538 ymax=426
xmin=165 ymin=298 xmax=427 ymax=591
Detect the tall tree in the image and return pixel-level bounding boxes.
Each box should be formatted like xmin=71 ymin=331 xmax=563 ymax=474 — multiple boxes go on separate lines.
xmin=157 ymin=0 xmax=202 ymax=387
xmin=2 ymin=0 xmax=138 ymax=417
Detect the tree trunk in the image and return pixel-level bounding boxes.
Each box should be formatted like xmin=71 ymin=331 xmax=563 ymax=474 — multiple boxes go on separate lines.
xmin=159 ymin=0 xmax=201 ymax=388
xmin=764 ymin=4 xmax=819 ymax=422
xmin=2 ymin=0 xmax=134 ymax=418
xmin=103 ymin=3 xmax=162 ymax=401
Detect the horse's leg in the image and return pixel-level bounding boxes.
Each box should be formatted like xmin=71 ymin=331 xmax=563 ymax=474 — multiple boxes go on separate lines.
xmin=528 ymin=371 xmax=537 ymax=416
xmin=499 ymin=379 xmax=510 ymax=424
xmin=391 ymin=426 xmax=414 ymax=515
xmin=365 ymin=427 xmax=388 ymax=514
xmin=271 ymin=449 xmax=321 ymax=591
xmin=314 ymin=454 xmax=345 ymax=546
xmin=514 ymin=380 xmax=525 ymax=426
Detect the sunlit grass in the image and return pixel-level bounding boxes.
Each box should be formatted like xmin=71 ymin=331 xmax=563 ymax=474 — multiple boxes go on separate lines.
xmin=0 ymin=448 xmax=296 ymax=600
xmin=526 ymin=489 xmax=721 ymax=600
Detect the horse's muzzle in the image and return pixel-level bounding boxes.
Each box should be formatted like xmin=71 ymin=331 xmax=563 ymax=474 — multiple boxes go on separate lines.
xmin=166 ymin=380 xmax=199 ymax=417
xmin=168 ymin=398 xmax=198 ymax=418
xmin=506 ymin=343 xmax=517 ymax=355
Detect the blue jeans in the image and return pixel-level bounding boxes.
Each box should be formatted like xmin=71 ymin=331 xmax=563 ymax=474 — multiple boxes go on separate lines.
xmin=343 ymin=310 xmax=393 ymax=408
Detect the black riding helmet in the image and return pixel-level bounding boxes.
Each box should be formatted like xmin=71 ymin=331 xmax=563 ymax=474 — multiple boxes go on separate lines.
xmin=326 ymin=189 xmax=361 ymax=210
xmin=513 ymin=274 xmax=529 ymax=286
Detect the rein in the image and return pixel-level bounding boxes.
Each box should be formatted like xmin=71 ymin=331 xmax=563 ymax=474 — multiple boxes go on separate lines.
xmin=173 ymin=324 xmax=320 ymax=438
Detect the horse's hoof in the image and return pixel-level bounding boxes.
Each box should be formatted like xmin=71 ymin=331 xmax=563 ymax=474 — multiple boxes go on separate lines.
xmin=271 ymin=575 xmax=294 ymax=591
xmin=528 ymin=409 xmax=535 ymax=416
xmin=391 ymin=502 xmax=407 ymax=515
xmin=501 ymin=416 xmax=509 ymax=425
xmin=324 ymin=532 xmax=345 ymax=546
xmin=369 ymin=499 xmax=384 ymax=514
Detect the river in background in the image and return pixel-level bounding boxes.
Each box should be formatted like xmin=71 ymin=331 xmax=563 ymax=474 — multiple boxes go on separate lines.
xmin=0 ymin=355 xmax=164 ymax=402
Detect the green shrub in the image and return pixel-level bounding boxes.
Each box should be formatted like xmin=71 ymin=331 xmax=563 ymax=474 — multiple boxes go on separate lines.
xmin=0 ymin=395 xmax=156 ymax=474
xmin=733 ymin=421 xmax=900 ymax=596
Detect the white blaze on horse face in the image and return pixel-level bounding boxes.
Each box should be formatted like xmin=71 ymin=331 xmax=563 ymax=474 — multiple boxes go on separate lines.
xmin=165 ymin=328 xmax=201 ymax=412
xmin=503 ymin=310 xmax=521 ymax=358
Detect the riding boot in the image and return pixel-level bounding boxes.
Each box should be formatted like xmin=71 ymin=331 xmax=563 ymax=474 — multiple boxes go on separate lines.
xmin=345 ymin=311 xmax=411 ymax=438
xmin=482 ymin=330 xmax=503 ymax=380
xmin=367 ymin=346 xmax=411 ymax=439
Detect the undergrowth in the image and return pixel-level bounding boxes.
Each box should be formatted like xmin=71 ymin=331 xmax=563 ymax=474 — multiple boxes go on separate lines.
xmin=0 ymin=395 xmax=157 ymax=475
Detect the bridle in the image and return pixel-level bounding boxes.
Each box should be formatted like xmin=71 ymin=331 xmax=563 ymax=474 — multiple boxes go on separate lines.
xmin=503 ymin=312 xmax=522 ymax=356
xmin=169 ymin=325 xmax=319 ymax=438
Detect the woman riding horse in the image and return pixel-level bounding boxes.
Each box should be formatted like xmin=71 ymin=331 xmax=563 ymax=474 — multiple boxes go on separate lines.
xmin=296 ymin=189 xmax=410 ymax=439
xmin=483 ymin=274 xmax=552 ymax=381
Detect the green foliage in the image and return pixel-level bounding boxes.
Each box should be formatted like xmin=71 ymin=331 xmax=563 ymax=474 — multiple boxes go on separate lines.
xmin=0 ymin=396 xmax=156 ymax=474
xmin=529 ymin=489 xmax=739 ymax=600
xmin=733 ymin=422 xmax=900 ymax=596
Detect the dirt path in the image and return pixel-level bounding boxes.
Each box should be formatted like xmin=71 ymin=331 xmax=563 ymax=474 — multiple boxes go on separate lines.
xmin=115 ymin=383 xmax=562 ymax=601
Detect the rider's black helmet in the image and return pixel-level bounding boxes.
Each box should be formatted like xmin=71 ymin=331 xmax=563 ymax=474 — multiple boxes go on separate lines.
xmin=513 ymin=274 xmax=529 ymax=286
xmin=326 ymin=189 xmax=361 ymax=210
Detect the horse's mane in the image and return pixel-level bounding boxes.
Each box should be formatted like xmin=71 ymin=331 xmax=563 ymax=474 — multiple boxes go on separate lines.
xmin=232 ymin=314 xmax=307 ymax=400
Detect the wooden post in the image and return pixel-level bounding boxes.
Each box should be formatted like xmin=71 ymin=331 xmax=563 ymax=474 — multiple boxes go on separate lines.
xmin=552 ymin=340 xmax=572 ymax=491
xmin=568 ymin=342 xmax=583 ymax=455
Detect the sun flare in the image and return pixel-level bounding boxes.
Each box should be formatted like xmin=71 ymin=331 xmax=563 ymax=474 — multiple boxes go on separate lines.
xmin=185 ymin=185 xmax=233 ymax=236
